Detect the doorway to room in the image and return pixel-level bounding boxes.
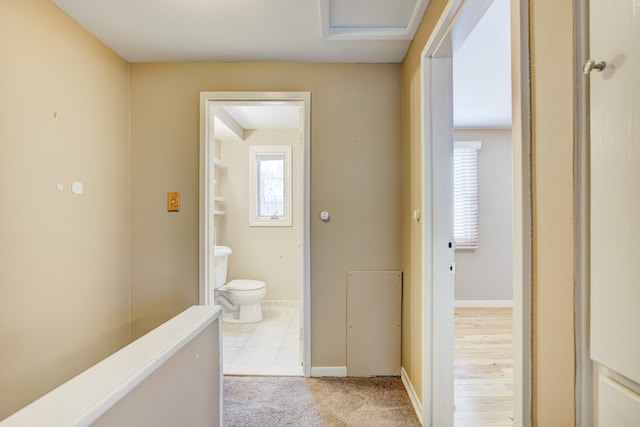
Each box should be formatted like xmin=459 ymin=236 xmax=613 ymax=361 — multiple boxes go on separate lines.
xmin=420 ymin=0 xmax=531 ymax=425
xmin=199 ymin=92 xmax=311 ymax=377
xmin=450 ymin=0 xmax=514 ymax=424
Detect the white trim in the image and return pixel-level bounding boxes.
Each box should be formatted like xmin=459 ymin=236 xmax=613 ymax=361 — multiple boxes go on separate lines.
xmin=454 ymin=300 xmax=513 ymax=308
xmin=401 ymin=367 xmax=424 ymax=425
xmin=574 ymin=0 xmax=593 ymax=425
xmin=199 ymin=93 xmax=214 ymax=306
xmin=199 ymin=91 xmax=312 ymax=378
xmin=510 ymin=0 xmax=533 ymax=425
xmin=310 ymin=367 xmax=347 ymax=377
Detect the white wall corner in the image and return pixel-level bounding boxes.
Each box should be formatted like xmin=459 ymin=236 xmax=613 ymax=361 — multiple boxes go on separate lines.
xmin=401 ymin=367 xmax=423 ymax=425
xmin=310 ymin=367 xmax=347 ymax=377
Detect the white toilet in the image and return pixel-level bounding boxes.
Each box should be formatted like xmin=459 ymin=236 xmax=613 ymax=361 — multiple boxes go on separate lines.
xmin=213 ymin=246 xmax=267 ymax=323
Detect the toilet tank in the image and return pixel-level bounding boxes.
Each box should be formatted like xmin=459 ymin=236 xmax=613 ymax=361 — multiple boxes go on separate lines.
xmin=213 ymin=246 xmax=232 ymax=288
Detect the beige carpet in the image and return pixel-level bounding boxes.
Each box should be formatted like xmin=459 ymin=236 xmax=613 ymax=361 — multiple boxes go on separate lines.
xmin=223 ymin=376 xmax=421 ymax=426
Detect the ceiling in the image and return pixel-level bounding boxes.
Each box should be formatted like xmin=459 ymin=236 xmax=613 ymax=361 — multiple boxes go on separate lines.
xmin=453 ymin=0 xmax=511 ymax=128
xmin=50 ymin=0 xmax=430 ymax=63
xmin=222 ymin=106 xmax=301 ymax=130
xmin=213 ymin=104 xmax=302 ymax=141
xmin=50 ymin=0 xmax=510 ymax=128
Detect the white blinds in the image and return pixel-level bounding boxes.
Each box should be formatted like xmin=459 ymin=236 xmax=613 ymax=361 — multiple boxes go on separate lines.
xmin=453 ymin=141 xmax=481 ymax=249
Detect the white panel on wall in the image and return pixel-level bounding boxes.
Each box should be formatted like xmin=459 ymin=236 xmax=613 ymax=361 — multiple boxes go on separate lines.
xmin=346 ymin=271 xmax=402 ymax=376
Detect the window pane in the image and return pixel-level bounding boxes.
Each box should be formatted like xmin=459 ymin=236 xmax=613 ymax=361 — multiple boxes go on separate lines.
xmin=257 ymin=156 xmax=285 ymax=218
xmin=249 ymin=145 xmax=292 ymax=227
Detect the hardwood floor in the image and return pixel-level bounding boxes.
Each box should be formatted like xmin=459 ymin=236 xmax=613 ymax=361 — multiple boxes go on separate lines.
xmin=454 ymin=307 xmax=514 ymax=426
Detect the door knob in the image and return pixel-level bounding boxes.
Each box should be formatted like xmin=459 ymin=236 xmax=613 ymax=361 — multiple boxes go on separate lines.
xmin=583 ymin=59 xmax=607 ymax=75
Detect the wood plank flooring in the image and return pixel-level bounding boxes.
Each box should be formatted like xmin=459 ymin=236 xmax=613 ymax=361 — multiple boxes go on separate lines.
xmin=454 ymin=307 xmax=514 ymax=426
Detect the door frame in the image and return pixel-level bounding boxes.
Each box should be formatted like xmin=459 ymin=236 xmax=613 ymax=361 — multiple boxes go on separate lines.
xmin=574 ymin=0 xmax=593 ymax=425
xmin=420 ymin=0 xmax=532 ymax=424
xmin=421 ymin=38 xmax=456 ymax=427
xmin=198 ymin=91 xmax=312 ymax=377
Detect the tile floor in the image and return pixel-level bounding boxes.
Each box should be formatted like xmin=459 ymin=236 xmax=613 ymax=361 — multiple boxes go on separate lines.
xmin=222 ymin=301 xmax=302 ymax=376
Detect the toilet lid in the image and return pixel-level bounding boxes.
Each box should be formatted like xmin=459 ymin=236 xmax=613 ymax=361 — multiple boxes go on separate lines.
xmin=225 ymin=279 xmax=266 ymax=291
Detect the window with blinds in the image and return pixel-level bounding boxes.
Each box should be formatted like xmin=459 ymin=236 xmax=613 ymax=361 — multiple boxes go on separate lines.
xmin=453 ymin=141 xmax=481 ymax=249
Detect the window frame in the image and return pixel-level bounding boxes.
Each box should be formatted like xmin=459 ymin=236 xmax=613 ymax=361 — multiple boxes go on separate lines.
xmin=248 ymin=145 xmax=292 ymax=227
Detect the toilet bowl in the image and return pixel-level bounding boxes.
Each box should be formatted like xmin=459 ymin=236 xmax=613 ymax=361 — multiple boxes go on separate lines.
xmin=213 ymin=246 xmax=266 ymax=323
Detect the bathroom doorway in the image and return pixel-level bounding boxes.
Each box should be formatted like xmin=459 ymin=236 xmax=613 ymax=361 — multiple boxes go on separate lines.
xmin=199 ymin=92 xmax=311 ymax=377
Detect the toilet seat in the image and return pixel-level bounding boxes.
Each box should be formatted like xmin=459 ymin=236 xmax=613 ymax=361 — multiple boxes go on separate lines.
xmin=224 ymin=279 xmax=266 ymax=291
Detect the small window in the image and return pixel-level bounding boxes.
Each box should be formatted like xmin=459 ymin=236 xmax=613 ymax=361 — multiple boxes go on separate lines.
xmin=453 ymin=141 xmax=481 ymax=249
xmin=249 ymin=145 xmax=292 ymax=226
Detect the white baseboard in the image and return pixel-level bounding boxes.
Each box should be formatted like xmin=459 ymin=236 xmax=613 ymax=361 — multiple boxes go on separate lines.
xmin=401 ymin=367 xmax=423 ymax=425
xmin=455 ymin=300 xmax=513 ymax=307
xmin=310 ymin=366 xmax=347 ymax=377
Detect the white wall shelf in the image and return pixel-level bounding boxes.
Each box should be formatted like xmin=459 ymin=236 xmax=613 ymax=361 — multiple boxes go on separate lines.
xmin=213 ymin=210 xmax=226 ymax=216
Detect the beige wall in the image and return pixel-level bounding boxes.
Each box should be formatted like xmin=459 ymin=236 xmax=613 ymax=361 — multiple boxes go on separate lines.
xmin=129 ymin=63 xmax=403 ymax=369
xmin=0 ymin=0 xmax=131 ymax=419
xmin=530 ymin=0 xmax=576 ymax=424
xmin=403 ymin=0 xmax=577 ymax=423
xmin=0 ymin=0 xmax=578 ymax=423
xmin=217 ymin=129 xmax=302 ymax=301
xmin=454 ymin=129 xmax=513 ymax=302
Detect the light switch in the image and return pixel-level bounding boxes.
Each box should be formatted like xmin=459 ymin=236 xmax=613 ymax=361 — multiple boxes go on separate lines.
xmin=167 ymin=192 xmax=180 ymax=212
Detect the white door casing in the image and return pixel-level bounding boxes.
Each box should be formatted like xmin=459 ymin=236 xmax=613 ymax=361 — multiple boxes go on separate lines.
xmin=589 ymin=0 xmax=640 ymax=424
xmin=198 ymin=91 xmax=312 ymax=377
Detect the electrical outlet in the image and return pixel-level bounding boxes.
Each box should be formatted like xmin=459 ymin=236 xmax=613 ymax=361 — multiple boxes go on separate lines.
xmin=167 ymin=192 xmax=180 ymax=212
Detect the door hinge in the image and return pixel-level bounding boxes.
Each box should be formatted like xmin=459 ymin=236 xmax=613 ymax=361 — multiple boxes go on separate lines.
xmin=449 ymin=263 xmax=456 ymax=274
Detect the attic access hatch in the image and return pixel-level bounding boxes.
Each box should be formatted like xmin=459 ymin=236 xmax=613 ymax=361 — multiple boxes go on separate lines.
xmin=318 ymin=0 xmax=431 ymax=40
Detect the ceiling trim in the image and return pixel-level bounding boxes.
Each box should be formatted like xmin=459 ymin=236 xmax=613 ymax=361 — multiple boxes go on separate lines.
xmin=317 ymin=0 xmax=431 ymax=40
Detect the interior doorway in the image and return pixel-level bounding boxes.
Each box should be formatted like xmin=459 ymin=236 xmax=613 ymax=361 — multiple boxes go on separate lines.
xmin=451 ymin=0 xmax=514 ymax=424
xmin=420 ymin=0 xmax=531 ymax=425
xmin=199 ymin=92 xmax=311 ymax=377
